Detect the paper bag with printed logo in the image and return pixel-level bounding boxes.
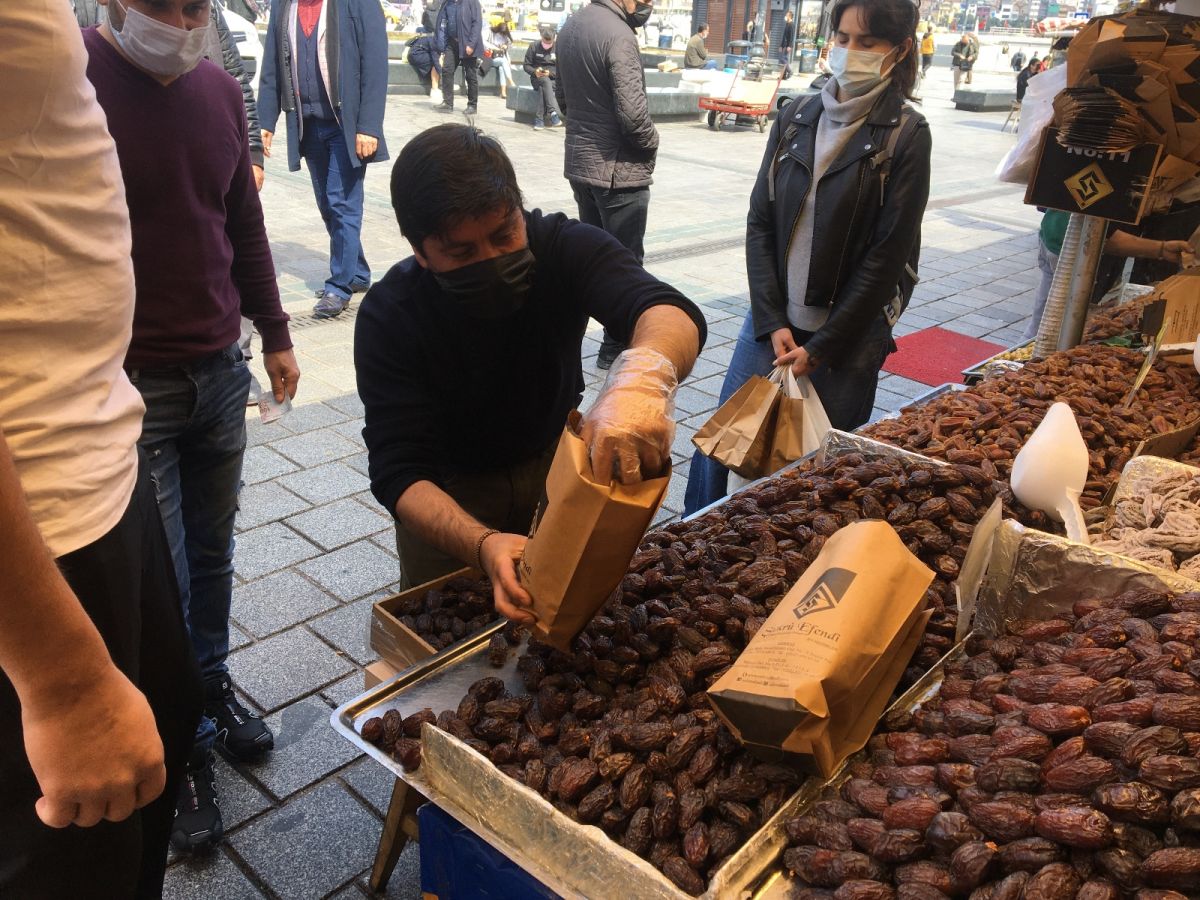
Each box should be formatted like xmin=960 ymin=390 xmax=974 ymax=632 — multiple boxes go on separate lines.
xmin=707 ymin=520 xmax=934 ymax=776
xmin=518 ymin=415 xmax=669 ymax=653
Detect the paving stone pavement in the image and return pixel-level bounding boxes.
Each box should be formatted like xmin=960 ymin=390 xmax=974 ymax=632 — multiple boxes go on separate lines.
xmin=165 ymin=67 xmax=1044 ymax=897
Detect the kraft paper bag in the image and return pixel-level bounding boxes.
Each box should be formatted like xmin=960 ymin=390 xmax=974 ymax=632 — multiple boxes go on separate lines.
xmin=690 ymin=374 xmax=780 ymax=478
xmin=764 ymin=366 xmax=832 ymax=476
xmin=519 ymin=416 xmax=669 ymax=652
xmin=707 ymin=520 xmax=934 ymax=776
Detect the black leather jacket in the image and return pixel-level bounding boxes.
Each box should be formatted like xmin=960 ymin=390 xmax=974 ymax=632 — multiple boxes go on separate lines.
xmin=71 ymin=0 xmax=263 ymax=167
xmin=747 ymin=85 xmax=931 ymax=365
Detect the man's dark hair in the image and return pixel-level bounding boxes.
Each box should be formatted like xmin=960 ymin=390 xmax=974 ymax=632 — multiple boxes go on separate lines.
xmin=696 ymin=23 xmax=708 ymax=34
xmin=829 ymin=0 xmax=921 ymax=101
xmin=390 ymin=125 xmax=524 ymax=251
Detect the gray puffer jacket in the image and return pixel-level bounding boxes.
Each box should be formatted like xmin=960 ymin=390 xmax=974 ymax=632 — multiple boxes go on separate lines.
xmin=554 ymin=0 xmax=657 ymax=190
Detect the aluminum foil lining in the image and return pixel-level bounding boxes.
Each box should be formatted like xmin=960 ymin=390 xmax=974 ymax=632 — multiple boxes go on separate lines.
xmin=973 ymin=519 xmax=1195 ymax=638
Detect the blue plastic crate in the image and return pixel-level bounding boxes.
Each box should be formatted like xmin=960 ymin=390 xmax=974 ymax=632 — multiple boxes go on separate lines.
xmin=418 ymin=804 xmax=561 ymax=899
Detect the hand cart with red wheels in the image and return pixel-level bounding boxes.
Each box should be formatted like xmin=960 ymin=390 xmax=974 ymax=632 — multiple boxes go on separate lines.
xmin=698 ymin=63 xmax=783 ymax=133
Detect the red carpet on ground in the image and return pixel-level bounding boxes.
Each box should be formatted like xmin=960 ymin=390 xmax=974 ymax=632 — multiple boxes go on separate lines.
xmin=882 ymin=326 xmax=1006 ymax=387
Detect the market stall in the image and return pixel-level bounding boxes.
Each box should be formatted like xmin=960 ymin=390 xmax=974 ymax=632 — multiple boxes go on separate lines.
xmin=327 ymin=10 xmax=1200 ymax=895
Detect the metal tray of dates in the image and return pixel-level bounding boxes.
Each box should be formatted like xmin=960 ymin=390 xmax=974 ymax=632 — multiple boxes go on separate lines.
xmin=332 ymin=623 xmax=814 ymax=900
xmin=330 ymin=430 xmax=957 ymax=899
xmin=744 ymin=518 xmax=1191 ymax=898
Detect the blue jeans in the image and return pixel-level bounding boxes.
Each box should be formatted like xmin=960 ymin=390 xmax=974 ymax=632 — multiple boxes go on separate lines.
xmin=128 ymin=343 xmax=250 ymax=751
xmin=301 ymin=117 xmax=370 ymax=300
xmin=1024 ymin=237 xmax=1058 ymax=341
xmin=683 ymin=311 xmax=892 ymax=516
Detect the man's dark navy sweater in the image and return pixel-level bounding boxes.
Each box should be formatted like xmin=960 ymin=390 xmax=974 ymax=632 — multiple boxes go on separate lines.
xmin=354 ymin=210 xmax=707 ymax=517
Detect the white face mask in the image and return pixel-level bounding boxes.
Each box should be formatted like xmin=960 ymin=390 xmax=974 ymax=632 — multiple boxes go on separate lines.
xmin=111 ymin=0 xmax=208 ymax=78
xmin=828 ymin=45 xmax=897 ymax=97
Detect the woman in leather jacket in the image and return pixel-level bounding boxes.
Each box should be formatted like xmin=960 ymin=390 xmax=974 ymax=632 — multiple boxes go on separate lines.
xmin=684 ymin=0 xmax=931 ymax=516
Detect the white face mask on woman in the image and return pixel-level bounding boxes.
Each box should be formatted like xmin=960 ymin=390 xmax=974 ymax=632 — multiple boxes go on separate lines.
xmin=827 ymin=45 xmax=898 ymax=97
xmin=111 ymin=0 xmax=208 ymax=79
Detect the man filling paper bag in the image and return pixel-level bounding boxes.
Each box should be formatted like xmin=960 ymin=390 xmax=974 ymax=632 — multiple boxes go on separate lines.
xmin=519 ymin=413 xmax=670 ymax=651
xmin=708 ymin=520 xmax=934 ymax=777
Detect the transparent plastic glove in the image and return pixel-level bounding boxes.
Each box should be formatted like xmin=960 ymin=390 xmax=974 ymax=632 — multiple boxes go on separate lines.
xmin=579 ymin=347 xmax=678 ymax=485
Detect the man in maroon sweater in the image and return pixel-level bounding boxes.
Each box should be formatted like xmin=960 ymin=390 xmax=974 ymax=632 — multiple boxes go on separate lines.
xmin=84 ymin=0 xmax=300 ymax=852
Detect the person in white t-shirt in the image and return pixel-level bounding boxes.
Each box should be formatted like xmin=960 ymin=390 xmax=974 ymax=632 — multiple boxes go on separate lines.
xmin=0 ymin=1 xmax=202 ymax=893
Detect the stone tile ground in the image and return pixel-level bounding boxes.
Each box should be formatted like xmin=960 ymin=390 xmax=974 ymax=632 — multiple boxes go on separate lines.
xmin=165 ymin=65 xmax=1044 ymax=897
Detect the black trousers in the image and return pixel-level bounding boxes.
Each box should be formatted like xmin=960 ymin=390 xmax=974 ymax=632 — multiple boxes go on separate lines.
xmin=441 ymin=38 xmax=479 ymax=107
xmin=0 ymin=455 xmax=202 ymax=899
xmin=570 ymin=181 xmax=650 ymax=264
xmin=571 ymin=182 xmax=651 ymax=355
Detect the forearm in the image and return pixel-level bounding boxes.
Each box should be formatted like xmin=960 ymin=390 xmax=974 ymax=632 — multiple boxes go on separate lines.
xmin=630 ymin=304 xmax=700 ymax=383
xmin=227 ymin=151 xmax=291 ymax=349
xmin=0 ymin=429 xmax=112 ymax=704
xmin=1104 ymin=230 xmax=1165 ymax=259
xmin=394 ymin=480 xmax=494 ymax=566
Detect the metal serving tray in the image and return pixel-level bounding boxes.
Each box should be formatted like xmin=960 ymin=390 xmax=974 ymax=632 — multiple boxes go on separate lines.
xmin=332 ymin=622 xmax=823 ymax=900
xmin=330 ymin=429 xmax=956 ymax=899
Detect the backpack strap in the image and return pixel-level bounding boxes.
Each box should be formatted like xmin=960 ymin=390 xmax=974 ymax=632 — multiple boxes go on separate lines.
xmin=870 ymin=105 xmax=921 ymax=207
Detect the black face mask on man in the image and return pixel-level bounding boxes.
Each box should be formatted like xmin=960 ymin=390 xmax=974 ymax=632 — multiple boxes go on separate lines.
xmin=626 ymin=1 xmax=652 ymax=28
xmin=433 ymin=248 xmax=536 ymax=319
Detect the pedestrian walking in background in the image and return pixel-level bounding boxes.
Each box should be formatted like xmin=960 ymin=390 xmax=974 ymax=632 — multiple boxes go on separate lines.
xmin=1 ymin=4 xmax=202 ymax=894
xmin=1010 ymin=47 xmax=1026 ymax=72
xmin=433 ymin=0 xmax=483 ymax=115
xmin=685 ymin=0 xmax=931 ymax=515
xmin=555 ymin=0 xmax=659 ymax=370
xmin=82 ymin=0 xmax=300 ymax=852
xmin=951 ymin=33 xmax=974 ymax=89
xmin=780 ymin=9 xmax=795 ymax=79
xmin=484 ymin=20 xmax=517 ymax=99
xmin=919 ymin=27 xmax=934 ymax=77
xmin=258 ymin=0 xmax=390 ymax=320
xmin=524 ymin=27 xmax=562 ymax=129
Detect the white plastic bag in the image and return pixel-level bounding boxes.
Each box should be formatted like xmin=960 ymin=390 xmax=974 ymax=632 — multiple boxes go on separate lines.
xmin=995 ymin=65 xmax=1067 ymax=186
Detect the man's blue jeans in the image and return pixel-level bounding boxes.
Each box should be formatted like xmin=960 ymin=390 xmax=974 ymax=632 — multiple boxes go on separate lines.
xmin=301 ymin=117 xmax=370 ymax=300
xmin=128 ymin=343 xmax=250 ymax=751
xmin=683 ymin=311 xmax=892 ymax=516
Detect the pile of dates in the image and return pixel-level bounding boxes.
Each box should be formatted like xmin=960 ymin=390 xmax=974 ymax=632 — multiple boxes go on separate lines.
xmin=362 ymin=450 xmax=996 ymax=895
xmin=1082 ymin=298 xmax=1154 ymax=344
xmin=390 ymin=574 xmax=497 ymax=651
xmin=782 ymin=587 xmax=1200 ymax=899
xmin=863 ymin=346 xmax=1200 ymax=517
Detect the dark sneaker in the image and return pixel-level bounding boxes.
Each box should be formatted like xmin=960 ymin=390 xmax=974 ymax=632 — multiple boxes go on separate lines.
xmin=205 ymin=675 xmax=274 ymax=761
xmin=313 ymin=281 xmax=370 ymax=298
xmin=313 ymin=291 xmax=350 ymax=319
xmin=171 ymin=748 xmax=223 ymax=853
xmin=548 ymin=112 xmax=562 ymax=127
xmin=435 ymin=101 xmax=453 ymax=112
xmin=533 ymin=117 xmax=545 ymax=131
xmin=464 ymin=104 xmax=477 ymax=116
xmin=596 ymin=333 xmax=625 ymax=370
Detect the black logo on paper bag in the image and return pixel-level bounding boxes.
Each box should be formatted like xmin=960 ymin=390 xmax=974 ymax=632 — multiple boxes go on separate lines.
xmin=791 ymin=568 xmax=856 ymax=621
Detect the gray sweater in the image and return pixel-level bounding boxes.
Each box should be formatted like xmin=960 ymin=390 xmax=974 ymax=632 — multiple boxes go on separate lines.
xmin=786 ymin=78 xmax=892 ymax=331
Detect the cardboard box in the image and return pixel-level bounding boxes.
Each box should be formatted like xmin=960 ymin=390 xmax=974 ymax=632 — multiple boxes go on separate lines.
xmin=1026 ymin=128 xmax=1163 ymax=225
xmin=364 ymin=659 xmax=400 ymax=690
xmin=370 ymin=567 xmax=483 ymax=671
